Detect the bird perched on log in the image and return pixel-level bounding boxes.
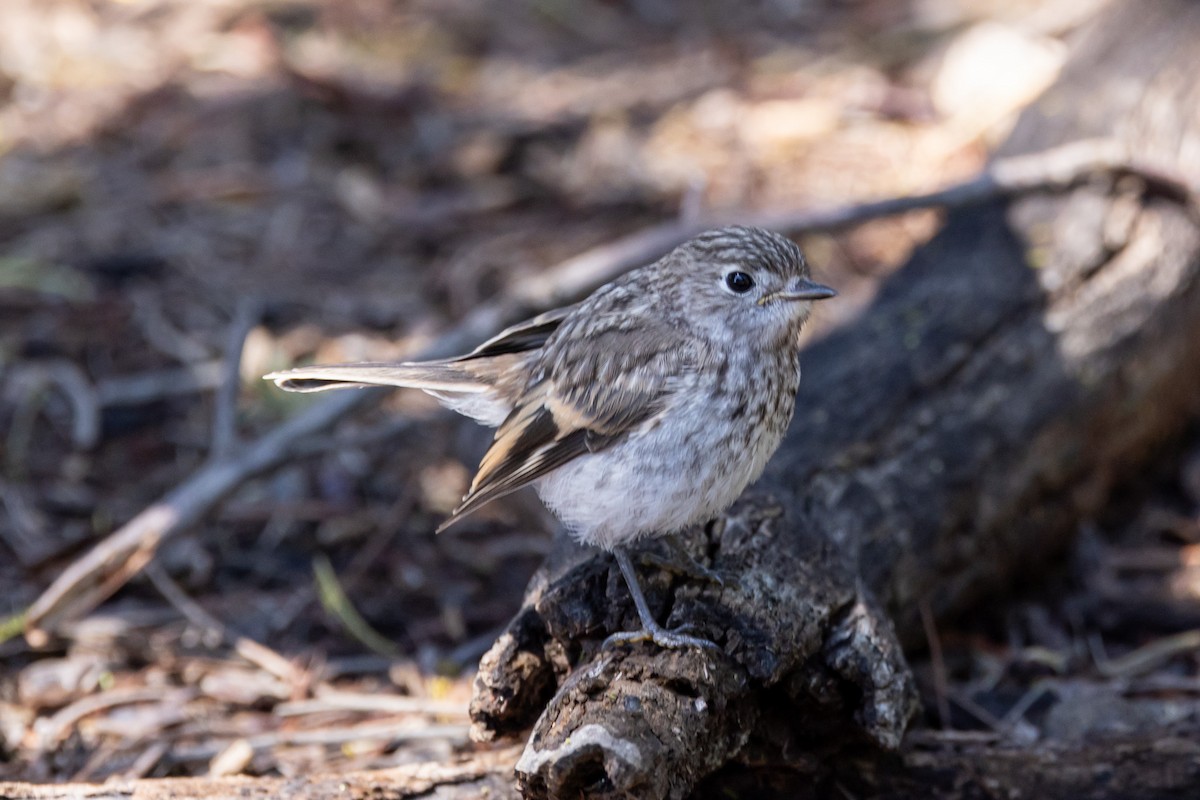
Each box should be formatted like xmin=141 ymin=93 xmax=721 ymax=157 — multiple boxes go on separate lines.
xmin=267 ymin=226 xmax=835 ymax=650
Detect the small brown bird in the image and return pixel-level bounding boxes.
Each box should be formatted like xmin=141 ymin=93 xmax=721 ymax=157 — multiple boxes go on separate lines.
xmin=267 ymin=226 xmax=835 ymax=649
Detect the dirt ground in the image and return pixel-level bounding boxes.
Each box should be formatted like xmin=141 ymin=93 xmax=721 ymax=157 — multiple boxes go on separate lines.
xmin=1 ymin=0 xmax=1197 ymax=792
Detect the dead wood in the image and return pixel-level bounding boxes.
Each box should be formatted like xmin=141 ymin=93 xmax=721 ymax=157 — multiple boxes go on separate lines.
xmin=473 ymin=2 xmax=1200 ymax=798
xmin=694 ymin=726 xmax=1200 ymax=799
xmin=0 ymin=746 xmax=522 ymax=800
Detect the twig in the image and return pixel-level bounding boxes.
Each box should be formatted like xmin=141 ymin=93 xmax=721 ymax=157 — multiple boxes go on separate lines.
xmin=210 ymin=297 xmax=262 ymax=460
xmin=1122 ymin=674 xmax=1200 ymax=695
xmin=903 ymin=728 xmax=1003 ymax=746
xmin=22 ymin=137 xmax=1192 ymax=644
xmin=23 ymin=388 xmax=376 ymax=645
xmin=144 ymin=561 xmax=301 ymax=685
xmin=0 ymin=479 xmax=55 ymax=566
xmin=919 ymin=598 xmax=951 ymax=731
xmin=947 ymin=690 xmax=1005 ymax=731
xmin=5 ymin=357 xmax=227 ymax=422
xmin=2 ymin=361 xmax=100 ymax=452
xmin=276 ymin=687 xmax=466 ymax=718
xmin=287 ymin=413 xmax=429 ymax=460
xmin=246 ymin=720 xmax=469 ymax=748
xmin=997 ymin=683 xmax=1051 ymax=740
xmin=122 ymin=741 xmax=169 ymax=781
xmin=319 ymin=654 xmax=396 ymax=677
xmin=71 ymin=740 xmax=123 ymax=784
xmin=95 ymin=361 xmax=225 ymax=407
xmin=35 ymin=687 xmax=197 ymax=749
xmin=1092 ymin=628 xmax=1200 ymax=679
xmin=169 ymin=721 xmax=470 ymax=762
xmin=511 ymin=139 xmax=1197 ymax=312
xmin=208 ymin=738 xmax=254 ymax=777
xmin=128 ymin=287 xmax=213 ymax=364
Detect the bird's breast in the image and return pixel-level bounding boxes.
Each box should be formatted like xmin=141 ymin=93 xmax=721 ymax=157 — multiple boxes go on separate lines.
xmin=535 ymin=349 xmax=802 ymax=549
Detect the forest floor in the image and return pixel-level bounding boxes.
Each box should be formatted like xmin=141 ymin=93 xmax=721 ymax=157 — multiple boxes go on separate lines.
xmin=1 ymin=0 xmax=1197 ymax=791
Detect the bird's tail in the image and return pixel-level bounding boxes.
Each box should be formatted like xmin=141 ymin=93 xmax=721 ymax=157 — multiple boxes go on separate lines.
xmin=264 ymin=361 xmax=489 ymax=394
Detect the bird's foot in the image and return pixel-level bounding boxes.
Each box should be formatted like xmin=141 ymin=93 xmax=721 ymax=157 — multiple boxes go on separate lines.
xmin=607 ymin=548 xmax=721 ymax=651
xmin=602 ymin=621 xmax=720 ymax=652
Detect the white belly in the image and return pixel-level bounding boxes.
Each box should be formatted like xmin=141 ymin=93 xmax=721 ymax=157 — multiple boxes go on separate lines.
xmin=533 ymin=387 xmax=790 ymax=551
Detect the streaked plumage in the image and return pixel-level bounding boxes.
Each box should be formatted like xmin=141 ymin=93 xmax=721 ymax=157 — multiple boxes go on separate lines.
xmin=267 ymin=226 xmax=835 ymax=649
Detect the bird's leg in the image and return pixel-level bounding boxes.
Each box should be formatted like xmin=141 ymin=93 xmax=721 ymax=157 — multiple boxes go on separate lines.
xmin=637 ymin=534 xmax=725 ymax=586
xmin=603 ymin=548 xmax=720 ymax=651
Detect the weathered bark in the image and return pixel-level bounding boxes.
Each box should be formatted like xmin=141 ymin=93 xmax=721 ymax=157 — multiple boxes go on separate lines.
xmin=695 ymin=724 xmax=1200 ymax=799
xmin=471 ymin=2 xmax=1200 ymax=797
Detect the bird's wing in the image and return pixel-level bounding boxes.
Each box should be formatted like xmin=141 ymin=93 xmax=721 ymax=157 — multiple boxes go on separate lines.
xmin=454 ymin=303 xmax=579 ymax=361
xmin=264 ymin=304 xmax=577 ymax=393
xmin=439 ymin=322 xmax=702 ymax=530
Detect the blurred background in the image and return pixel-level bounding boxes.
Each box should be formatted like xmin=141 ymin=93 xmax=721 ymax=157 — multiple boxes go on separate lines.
xmin=2 ymin=0 xmax=1197 ymax=789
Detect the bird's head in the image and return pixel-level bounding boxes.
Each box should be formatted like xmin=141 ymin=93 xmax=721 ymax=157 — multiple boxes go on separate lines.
xmin=670 ymin=226 xmax=836 ymax=343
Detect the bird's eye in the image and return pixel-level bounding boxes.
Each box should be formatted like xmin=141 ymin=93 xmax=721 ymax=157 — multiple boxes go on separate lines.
xmin=724 ymin=271 xmax=755 ymax=294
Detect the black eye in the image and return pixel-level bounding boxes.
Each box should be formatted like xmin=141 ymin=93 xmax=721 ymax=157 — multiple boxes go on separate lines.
xmin=725 ymin=271 xmax=755 ymax=293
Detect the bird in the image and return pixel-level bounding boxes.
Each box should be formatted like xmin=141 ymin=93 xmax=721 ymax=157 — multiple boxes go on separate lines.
xmin=266 ymin=226 xmax=835 ymax=650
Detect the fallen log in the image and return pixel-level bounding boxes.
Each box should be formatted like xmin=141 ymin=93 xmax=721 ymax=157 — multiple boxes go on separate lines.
xmin=471 ymin=2 xmax=1200 ymax=797
xmin=696 ymin=724 xmax=1200 ymax=799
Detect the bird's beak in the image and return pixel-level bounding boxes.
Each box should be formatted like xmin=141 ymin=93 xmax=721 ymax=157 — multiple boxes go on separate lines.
xmin=763 ymin=278 xmax=838 ymax=304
